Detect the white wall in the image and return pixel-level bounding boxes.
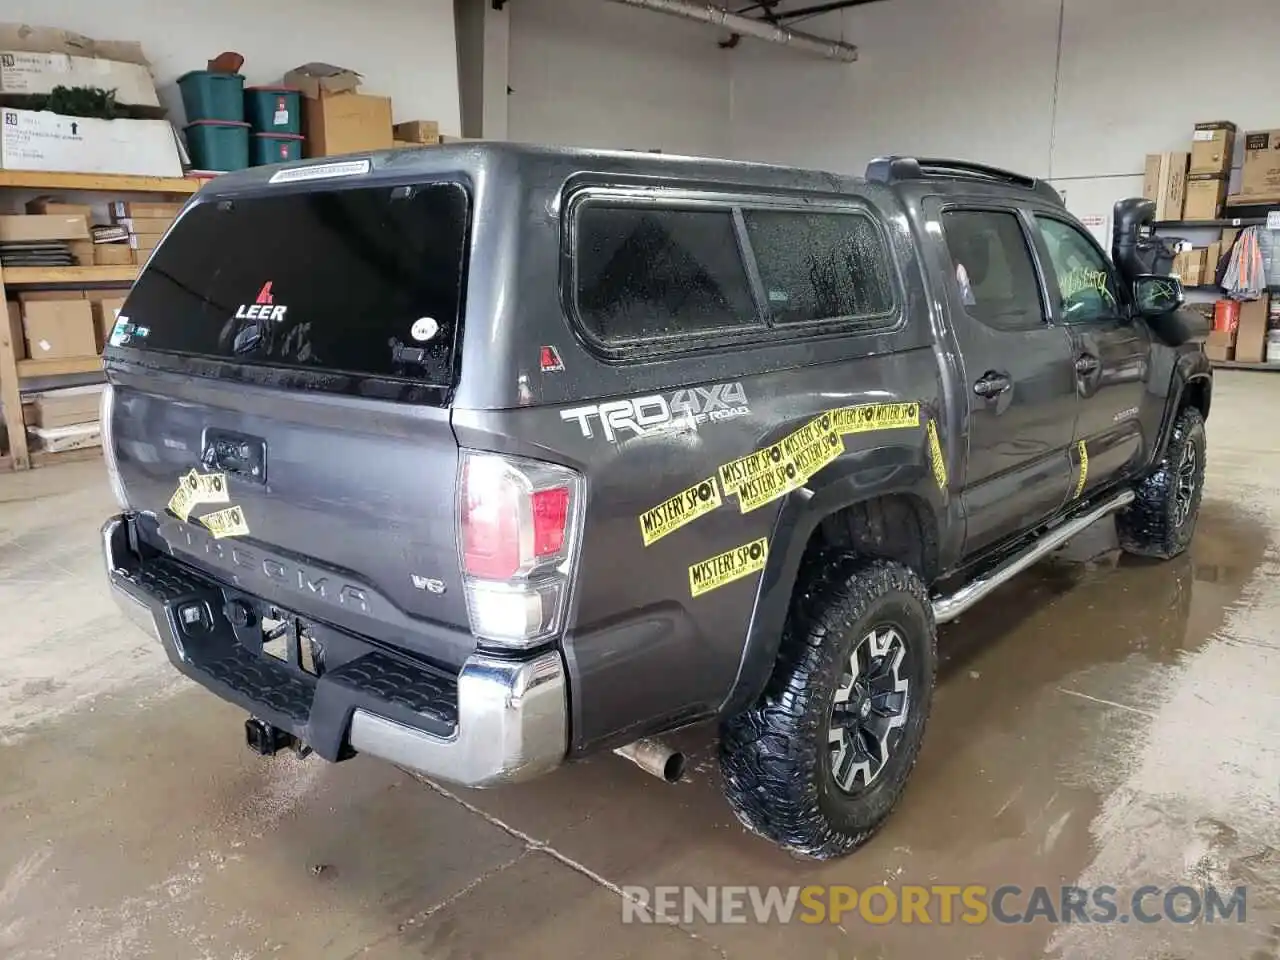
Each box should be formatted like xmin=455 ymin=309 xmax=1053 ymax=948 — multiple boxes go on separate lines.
xmin=5 ymin=0 xmax=461 ymax=133
xmin=507 ymin=0 xmax=731 ymax=156
xmin=727 ymin=0 xmax=1280 ymax=225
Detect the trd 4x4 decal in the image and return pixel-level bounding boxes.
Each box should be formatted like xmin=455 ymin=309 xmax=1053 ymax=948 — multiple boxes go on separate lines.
xmin=560 ymin=382 xmax=750 ymax=441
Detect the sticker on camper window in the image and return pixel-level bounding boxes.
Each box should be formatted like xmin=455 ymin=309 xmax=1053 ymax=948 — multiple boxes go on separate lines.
xmin=200 ymin=504 xmax=250 ymax=540
xmin=639 ymin=476 xmax=722 ymax=546
xmin=411 ymin=316 xmax=439 ymax=342
xmin=830 ymin=402 xmax=921 ymax=435
xmin=108 ymin=317 xmax=134 ymax=347
xmin=689 ymin=538 xmax=768 ymax=599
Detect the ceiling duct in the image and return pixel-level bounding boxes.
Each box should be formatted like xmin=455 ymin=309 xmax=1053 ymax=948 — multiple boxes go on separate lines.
xmin=604 ymin=0 xmax=858 ymax=62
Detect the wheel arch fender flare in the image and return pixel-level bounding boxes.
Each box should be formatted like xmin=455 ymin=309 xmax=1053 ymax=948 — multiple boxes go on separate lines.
xmin=718 ymin=448 xmax=946 ymax=718
xmin=1153 ymin=353 xmax=1212 ymax=464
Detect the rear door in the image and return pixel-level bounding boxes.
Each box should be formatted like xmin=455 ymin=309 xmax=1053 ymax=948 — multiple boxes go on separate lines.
xmin=1029 ymin=214 xmax=1151 ymax=499
xmin=104 ymin=180 xmax=476 ymax=668
xmin=932 ymin=203 xmax=1079 ymax=555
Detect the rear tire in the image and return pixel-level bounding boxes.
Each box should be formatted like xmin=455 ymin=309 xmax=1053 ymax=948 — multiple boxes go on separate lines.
xmin=718 ymin=557 xmax=936 ymax=860
xmin=1117 ymin=406 xmax=1206 ymax=560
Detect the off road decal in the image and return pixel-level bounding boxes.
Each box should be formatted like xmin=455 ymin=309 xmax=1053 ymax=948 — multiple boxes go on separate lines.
xmin=926 ymin=420 xmax=947 ymax=491
xmin=719 ymin=442 xmax=789 ymax=494
xmin=1073 ymin=440 xmax=1089 ymax=499
xmin=639 ymin=477 xmax=722 ymax=546
xmin=831 ymin=402 xmax=920 ymax=435
xmin=689 ymin=538 xmax=768 ymax=598
xmin=166 ymin=470 xmax=229 ymax=522
xmin=738 ymin=460 xmax=804 ymax=514
xmin=200 ymin=505 xmax=251 ymax=540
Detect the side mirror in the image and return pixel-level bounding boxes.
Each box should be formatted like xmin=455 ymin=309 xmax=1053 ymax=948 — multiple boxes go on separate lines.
xmin=1133 ymin=274 xmax=1185 ymax=318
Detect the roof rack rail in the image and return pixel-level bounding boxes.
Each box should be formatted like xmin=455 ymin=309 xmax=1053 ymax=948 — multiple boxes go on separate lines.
xmin=865 ymin=156 xmax=1063 ymax=206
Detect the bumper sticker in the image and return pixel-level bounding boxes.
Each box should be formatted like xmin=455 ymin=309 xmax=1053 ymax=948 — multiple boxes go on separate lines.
xmin=719 ymin=442 xmax=789 ymax=495
xmin=927 ymin=420 xmax=947 ymax=491
xmin=1073 ymin=440 xmax=1088 ymax=499
xmin=639 ymin=477 xmax=723 ymax=546
xmin=689 ymin=538 xmax=768 ymax=598
xmin=831 ymin=402 xmax=920 ymax=435
xmin=791 ymin=430 xmax=843 ymax=482
xmin=166 ymin=469 xmax=229 ymax=521
xmin=200 ymin=504 xmax=250 ymax=540
xmin=737 ymin=460 xmax=804 ymax=514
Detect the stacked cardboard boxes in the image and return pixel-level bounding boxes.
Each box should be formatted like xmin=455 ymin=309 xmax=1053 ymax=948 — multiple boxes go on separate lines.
xmin=1184 ymin=122 xmax=1236 ymax=221
xmin=110 ymin=200 xmax=182 ymax=264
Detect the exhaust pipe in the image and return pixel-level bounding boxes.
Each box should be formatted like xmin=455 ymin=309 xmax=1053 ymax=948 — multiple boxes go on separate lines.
xmin=614 ymin=738 xmax=686 ymax=783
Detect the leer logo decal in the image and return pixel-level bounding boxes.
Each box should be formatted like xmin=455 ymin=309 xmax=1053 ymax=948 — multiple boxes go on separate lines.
xmin=234 ymin=281 xmax=288 ymax=323
xmin=689 ymin=538 xmax=768 ymax=598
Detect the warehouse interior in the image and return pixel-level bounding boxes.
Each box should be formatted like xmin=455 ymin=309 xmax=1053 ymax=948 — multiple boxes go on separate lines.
xmin=3 ymin=0 xmax=1280 ymax=957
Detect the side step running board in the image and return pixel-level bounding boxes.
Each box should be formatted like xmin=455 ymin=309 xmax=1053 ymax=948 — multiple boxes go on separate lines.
xmin=932 ymin=490 xmax=1135 ymax=625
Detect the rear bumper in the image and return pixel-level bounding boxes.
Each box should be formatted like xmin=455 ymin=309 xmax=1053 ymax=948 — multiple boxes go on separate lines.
xmin=102 ymin=514 xmax=567 ymax=787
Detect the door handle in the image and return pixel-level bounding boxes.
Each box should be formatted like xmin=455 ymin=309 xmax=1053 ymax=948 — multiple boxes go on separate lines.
xmin=973 ymin=372 xmax=1011 ymax=398
xmin=1075 ymin=354 xmax=1100 ymax=376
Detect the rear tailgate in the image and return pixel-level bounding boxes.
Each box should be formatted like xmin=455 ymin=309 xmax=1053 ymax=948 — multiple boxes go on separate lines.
xmin=104 ymin=179 xmax=474 ymax=668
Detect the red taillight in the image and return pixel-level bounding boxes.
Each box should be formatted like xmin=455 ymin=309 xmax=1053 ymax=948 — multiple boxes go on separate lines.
xmin=532 ymin=487 xmax=569 ymax=557
xmin=460 ymin=463 xmax=521 ymax=579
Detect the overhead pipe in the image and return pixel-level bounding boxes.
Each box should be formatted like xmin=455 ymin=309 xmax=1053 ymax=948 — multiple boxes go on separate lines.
xmin=604 ymin=0 xmax=858 ymax=62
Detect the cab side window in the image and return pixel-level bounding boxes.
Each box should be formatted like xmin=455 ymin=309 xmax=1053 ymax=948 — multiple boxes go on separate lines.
xmin=940 ymin=210 xmax=1046 ymax=332
xmin=1034 ymin=217 xmax=1122 ymax=324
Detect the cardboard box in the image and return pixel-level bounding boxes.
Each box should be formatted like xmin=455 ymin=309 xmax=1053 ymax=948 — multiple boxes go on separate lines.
xmin=1184 ymin=175 xmax=1228 ymax=221
xmin=18 ymin=289 xmax=85 ymax=303
xmin=0 ymin=213 xmax=88 ymax=241
xmin=1205 ymin=328 xmax=1235 ymax=361
xmin=90 ymin=295 xmax=126 ymax=349
xmin=68 ymin=238 xmax=93 ymax=266
xmin=5 ymin=298 xmax=23 ymax=361
xmin=1143 ymin=152 xmax=1188 ymax=220
xmin=1190 ymin=121 xmax=1237 ymax=176
xmin=117 ymin=216 xmax=173 ymax=236
xmin=21 ymin=298 xmax=96 ymax=359
xmin=1236 ymin=294 xmax=1270 ymax=363
xmin=393 ymin=120 xmax=439 ymax=144
xmin=109 ymin=200 xmax=184 ymax=221
xmin=1174 ymin=248 xmax=1208 ymax=286
xmin=94 ymin=242 xmax=132 ymax=266
xmin=24 ymin=384 xmax=103 ymax=428
xmin=284 ymin=62 xmax=361 ymax=100
xmin=1241 ymin=129 xmax=1280 ymax=199
xmin=303 ymin=92 xmax=393 ymax=157
xmin=1205 ymin=240 xmax=1222 ymax=283
xmin=0 ymin=50 xmax=159 ymax=108
xmin=0 ymin=22 xmax=147 ymax=68
xmin=128 ymin=233 xmax=161 ymax=252
xmin=24 ymin=198 xmax=93 ymax=218
xmin=0 ymin=107 xmax=182 ymax=178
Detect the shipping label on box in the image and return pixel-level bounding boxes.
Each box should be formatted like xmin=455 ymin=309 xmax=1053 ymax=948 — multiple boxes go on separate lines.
xmin=0 ymin=107 xmax=181 ymax=178
xmin=0 ymin=50 xmax=159 ymax=107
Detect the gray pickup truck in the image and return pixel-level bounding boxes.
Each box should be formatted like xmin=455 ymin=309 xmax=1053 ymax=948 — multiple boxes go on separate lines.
xmin=100 ymin=146 xmax=1209 ymax=859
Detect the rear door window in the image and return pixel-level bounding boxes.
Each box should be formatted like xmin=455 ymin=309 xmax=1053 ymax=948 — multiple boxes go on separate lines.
xmin=117 ymin=182 xmax=469 ymax=387
xmin=741 ymin=210 xmax=896 ymax=327
xmin=574 ymin=204 xmax=759 ymax=344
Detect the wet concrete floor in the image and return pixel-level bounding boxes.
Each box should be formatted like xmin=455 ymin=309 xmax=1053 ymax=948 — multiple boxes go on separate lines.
xmin=2 ymin=371 xmax=1279 ymax=959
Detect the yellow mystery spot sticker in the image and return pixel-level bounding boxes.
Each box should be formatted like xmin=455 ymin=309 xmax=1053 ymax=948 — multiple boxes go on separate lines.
xmin=737 ymin=460 xmax=804 ymax=514
xmin=639 ymin=477 xmax=722 ymax=546
xmin=200 ymin=505 xmax=251 ymax=540
xmin=166 ymin=469 xmax=230 ymax=522
xmin=1073 ymin=440 xmax=1088 ymax=499
xmin=926 ymin=420 xmax=947 ymax=491
xmin=689 ymin=538 xmax=768 ymax=598
xmin=793 ymin=430 xmax=843 ymax=481
xmin=831 ymin=402 xmax=921 ymax=435
xmin=778 ymin=412 xmax=835 ymax=460
xmin=719 ymin=442 xmax=789 ymax=494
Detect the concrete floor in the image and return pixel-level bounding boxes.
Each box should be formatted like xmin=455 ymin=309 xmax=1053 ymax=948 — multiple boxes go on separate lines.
xmin=3 ymin=372 xmax=1279 ymax=959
